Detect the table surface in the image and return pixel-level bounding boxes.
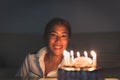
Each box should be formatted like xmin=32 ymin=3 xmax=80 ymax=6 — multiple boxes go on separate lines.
xmin=39 ymin=78 xmax=120 ymax=80
xmin=39 ymin=78 xmax=57 ymax=80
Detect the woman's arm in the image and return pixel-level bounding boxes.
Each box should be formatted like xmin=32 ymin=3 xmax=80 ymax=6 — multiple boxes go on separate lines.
xmin=16 ymin=54 xmax=30 ymax=79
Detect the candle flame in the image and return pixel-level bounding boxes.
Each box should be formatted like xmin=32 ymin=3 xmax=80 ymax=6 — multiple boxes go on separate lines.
xmin=90 ymin=50 xmax=97 ymax=67
xmin=63 ymin=50 xmax=67 ymax=56
xmin=84 ymin=51 xmax=88 ymax=57
xmin=91 ymin=50 xmax=96 ymax=56
xmin=70 ymin=50 xmax=74 ymax=56
xmin=76 ymin=51 xmax=80 ymax=57
xmin=90 ymin=50 xmax=96 ymax=58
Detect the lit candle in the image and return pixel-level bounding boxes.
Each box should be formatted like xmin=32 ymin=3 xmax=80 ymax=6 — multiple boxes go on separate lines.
xmin=76 ymin=51 xmax=80 ymax=57
xmin=84 ymin=51 xmax=88 ymax=57
xmin=90 ymin=50 xmax=97 ymax=67
xmin=70 ymin=50 xmax=74 ymax=64
xmin=63 ymin=50 xmax=67 ymax=65
xmin=63 ymin=50 xmax=70 ymax=65
xmin=67 ymin=51 xmax=70 ymax=65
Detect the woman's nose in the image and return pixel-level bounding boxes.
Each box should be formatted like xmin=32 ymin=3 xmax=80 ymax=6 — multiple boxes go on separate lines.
xmin=56 ymin=36 xmax=62 ymax=42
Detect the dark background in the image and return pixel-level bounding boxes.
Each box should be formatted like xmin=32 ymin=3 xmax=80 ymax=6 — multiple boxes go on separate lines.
xmin=0 ymin=0 xmax=120 ymax=34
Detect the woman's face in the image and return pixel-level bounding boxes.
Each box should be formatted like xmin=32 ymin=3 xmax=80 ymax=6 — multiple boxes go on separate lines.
xmin=47 ymin=25 xmax=69 ymax=56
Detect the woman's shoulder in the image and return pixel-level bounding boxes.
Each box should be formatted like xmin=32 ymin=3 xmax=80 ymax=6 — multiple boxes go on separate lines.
xmin=25 ymin=47 xmax=47 ymax=59
xmin=24 ymin=51 xmax=38 ymax=61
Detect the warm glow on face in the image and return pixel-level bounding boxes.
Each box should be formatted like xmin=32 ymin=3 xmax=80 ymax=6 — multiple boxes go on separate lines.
xmin=48 ymin=25 xmax=69 ymax=56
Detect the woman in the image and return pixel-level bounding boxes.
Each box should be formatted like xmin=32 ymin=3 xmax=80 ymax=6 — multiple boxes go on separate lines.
xmin=16 ymin=18 xmax=71 ymax=79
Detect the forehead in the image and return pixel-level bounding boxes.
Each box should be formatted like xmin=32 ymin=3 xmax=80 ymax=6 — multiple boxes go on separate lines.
xmin=50 ymin=25 xmax=68 ymax=33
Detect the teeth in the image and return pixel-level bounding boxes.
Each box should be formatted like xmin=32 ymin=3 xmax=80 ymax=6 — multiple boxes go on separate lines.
xmin=54 ymin=46 xmax=62 ymax=49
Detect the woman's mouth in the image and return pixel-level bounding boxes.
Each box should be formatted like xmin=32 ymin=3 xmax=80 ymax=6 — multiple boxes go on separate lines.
xmin=54 ymin=45 xmax=62 ymax=49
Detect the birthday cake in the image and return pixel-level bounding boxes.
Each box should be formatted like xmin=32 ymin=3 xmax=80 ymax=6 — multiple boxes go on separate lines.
xmin=73 ymin=57 xmax=93 ymax=68
xmin=59 ymin=56 xmax=97 ymax=71
xmin=57 ymin=50 xmax=99 ymax=80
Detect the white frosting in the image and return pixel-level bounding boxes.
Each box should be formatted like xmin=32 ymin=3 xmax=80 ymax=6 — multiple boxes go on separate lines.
xmin=73 ymin=56 xmax=93 ymax=68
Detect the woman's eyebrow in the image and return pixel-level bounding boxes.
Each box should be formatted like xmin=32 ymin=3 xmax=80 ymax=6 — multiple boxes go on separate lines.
xmin=62 ymin=32 xmax=68 ymax=34
xmin=50 ymin=31 xmax=68 ymax=34
xmin=50 ymin=31 xmax=56 ymax=33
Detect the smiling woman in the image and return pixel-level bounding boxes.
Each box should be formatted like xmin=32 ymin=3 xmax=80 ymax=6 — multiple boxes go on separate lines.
xmin=43 ymin=18 xmax=71 ymax=77
xmin=16 ymin=18 xmax=72 ymax=79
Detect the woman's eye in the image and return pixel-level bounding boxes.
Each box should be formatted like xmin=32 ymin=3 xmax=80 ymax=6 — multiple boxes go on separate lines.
xmin=49 ymin=33 xmax=68 ymax=40
xmin=51 ymin=33 xmax=56 ymax=36
xmin=61 ymin=34 xmax=68 ymax=38
xmin=50 ymin=33 xmax=57 ymax=38
xmin=62 ymin=35 xmax=66 ymax=37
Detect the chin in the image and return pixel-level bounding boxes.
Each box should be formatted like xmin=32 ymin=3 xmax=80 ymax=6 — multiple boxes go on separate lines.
xmin=53 ymin=51 xmax=63 ymax=56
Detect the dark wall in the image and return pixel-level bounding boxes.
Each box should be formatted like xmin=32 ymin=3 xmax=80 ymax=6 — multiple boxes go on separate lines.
xmin=0 ymin=0 xmax=120 ymax=34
